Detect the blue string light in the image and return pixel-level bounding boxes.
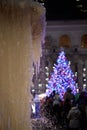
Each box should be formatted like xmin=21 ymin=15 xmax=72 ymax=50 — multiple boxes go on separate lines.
xmin=46 ymin=50 xmax=77 ymax=99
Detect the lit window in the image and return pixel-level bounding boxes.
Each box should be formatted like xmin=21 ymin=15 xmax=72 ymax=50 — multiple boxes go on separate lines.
xmin=59 ymin=35 xmax=71 ymax=48
xmin=77 ymin=5 xmax=83 ymax=8
xmin=81 ymin=34 xmax=87 ymax=48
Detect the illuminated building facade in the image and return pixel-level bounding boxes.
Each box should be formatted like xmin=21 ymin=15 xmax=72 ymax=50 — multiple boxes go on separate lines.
xmin=32 ymin=20 xmax=87 ymax=94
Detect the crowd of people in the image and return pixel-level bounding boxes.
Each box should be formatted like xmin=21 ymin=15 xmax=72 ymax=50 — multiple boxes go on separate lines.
xmin=40 ymin=88 xmax=87 ymax=130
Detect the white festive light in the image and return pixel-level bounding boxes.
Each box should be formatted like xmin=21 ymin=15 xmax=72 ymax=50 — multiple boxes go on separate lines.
xmin=31 ymin=103 xmax=36 ymax=114
xmin=83 ymin=73 xmax=86 ymax=77
xmin=83 ymin=68 xmax=86 ymax=71
xmin=45 ymin=66 xmax=49 ymax=70
xmin=46 ymin=72 xmax=49 ymax=76
xmin=75 ymin=72 xmax=78 ymax=76
xmin=38 ymin=84 xmax=42 ymax=87
xmin=83 ymin=84 xmax=86 ymax=87
xmin=45 ymin=78 xmax=49 ymax=81
xmin=83 ymin=78 xmax=86 ymax=81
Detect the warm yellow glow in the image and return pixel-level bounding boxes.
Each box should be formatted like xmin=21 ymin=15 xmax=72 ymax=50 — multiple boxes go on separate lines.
xmin=59 ymin=35 xmax=71 ymax=48
xmin=0 ymin=1 xmax=46 ymax=130
xmin=81 ymin=34 xmax=87 ymax=48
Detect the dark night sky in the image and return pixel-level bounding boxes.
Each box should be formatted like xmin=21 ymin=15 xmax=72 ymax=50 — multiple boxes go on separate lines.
xmin=43 ymin=0 xmax=87 ymax=21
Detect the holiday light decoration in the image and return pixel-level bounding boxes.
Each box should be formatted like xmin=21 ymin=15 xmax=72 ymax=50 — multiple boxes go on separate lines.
xmin=46 ymin=50 xmax=77 ymax=99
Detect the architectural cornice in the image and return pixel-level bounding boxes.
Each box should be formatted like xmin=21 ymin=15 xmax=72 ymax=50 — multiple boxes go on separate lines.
xmin=46 ymin=20 xmax=87 ymax=32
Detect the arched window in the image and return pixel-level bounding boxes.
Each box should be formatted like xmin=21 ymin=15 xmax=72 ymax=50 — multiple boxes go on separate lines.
xmin=81 ymin=34 xmax=87 ymax=48
xmin=59 ymin=34 xmax=71 ymax=48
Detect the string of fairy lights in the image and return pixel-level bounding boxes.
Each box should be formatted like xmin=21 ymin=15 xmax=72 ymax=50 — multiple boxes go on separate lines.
xmin=76 ymin=0 xmax=87 ymax=13
xmin=34 ymin=0 xmax=87 ymax=13
xmin=82 ymin=61 xmax=87 ymax=90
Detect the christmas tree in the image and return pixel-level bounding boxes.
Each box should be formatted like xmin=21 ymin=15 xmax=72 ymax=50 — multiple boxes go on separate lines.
xmin=46 ymin=49 xmax=77 ymax=99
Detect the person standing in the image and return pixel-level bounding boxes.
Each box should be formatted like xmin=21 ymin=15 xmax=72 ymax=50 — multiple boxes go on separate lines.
xmin=67 ymin=104 xmax=81 ymax=130
xmin=63 ymin=87 xmax=75 ymax=128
